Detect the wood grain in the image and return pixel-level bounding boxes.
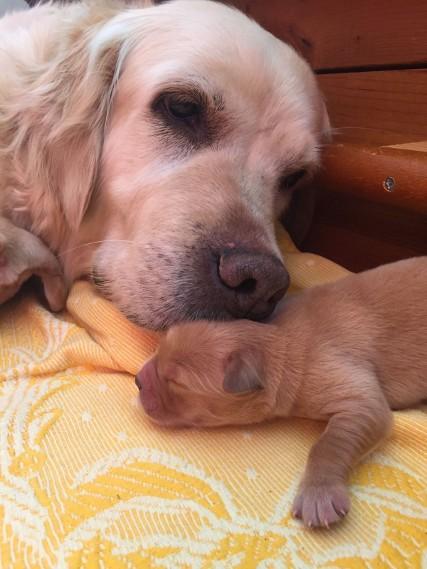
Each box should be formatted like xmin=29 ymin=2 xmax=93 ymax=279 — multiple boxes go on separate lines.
xmin=311 ymin=121 xmax=427 ymax=268
xmin=318 ymin=70 xmax=427 ymax=141
xmin=388 ymin=141 xmax=427 ymax=153
xmin=226 ymin=1 xmax=427 ymax=270
xmin=229 ymin=0 xmax=427 ymax=71
xmin=317 ymin=138 xmax=427 ymax=215
xmin=303 ymin=191 xmax=427 ymax=272
xmin=315 ymin=70 xmax=427 ymax=216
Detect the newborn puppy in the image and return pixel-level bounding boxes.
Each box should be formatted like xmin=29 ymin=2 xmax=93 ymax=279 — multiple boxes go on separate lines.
xmin=0 ymin=217 xmax=66 ymax=311
xmin=136 ymin=256 xmax=427 ymax=528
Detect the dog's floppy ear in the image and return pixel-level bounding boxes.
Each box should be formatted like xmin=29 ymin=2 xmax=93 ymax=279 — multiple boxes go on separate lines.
xmin=39 ymin=39 xmax=121 ymax=232
xmin=223 ymin=349 xmax=264 ymax=394
xmin=8 ymin=23 xmax=124 ymax=236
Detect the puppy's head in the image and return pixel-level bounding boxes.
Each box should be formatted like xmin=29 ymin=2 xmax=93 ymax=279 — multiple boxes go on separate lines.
xmin=136 ymin=320 xmax=279 ymax=427
xmin=10 ymin=1 xmax=329 ymax=329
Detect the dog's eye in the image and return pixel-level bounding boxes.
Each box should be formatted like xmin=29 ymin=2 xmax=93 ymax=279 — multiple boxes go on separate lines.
xmin=166 ymin=98 xmax=201 ymax=121
xmin=155 ymin=93 xmax=203 ymax=126
xmin=279 ymin=169 xmax=307 ymax=190
xmin=152 ymin=88 xmax=214 ymax=147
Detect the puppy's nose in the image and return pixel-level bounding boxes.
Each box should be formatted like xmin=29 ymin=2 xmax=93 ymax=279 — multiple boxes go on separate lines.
xmin=135 ymin=373 xmax=142 ymax=390
xmin=217 ymin=248 xmax=289 ymax=319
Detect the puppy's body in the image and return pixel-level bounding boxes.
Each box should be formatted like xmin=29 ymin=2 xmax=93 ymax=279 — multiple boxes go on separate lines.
xmin=275 ymin=256 xmax=426 ymax=416
xmin=137 ymin=257 xmax=427 ymax=527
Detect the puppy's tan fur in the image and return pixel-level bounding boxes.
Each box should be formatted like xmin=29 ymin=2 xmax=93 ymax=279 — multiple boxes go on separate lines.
xmin=137 ymin=257 xmax=427 ymax=527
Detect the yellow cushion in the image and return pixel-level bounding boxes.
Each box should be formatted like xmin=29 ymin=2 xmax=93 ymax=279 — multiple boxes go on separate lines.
xmin=0 ymin=227 xmax=425 ymax=568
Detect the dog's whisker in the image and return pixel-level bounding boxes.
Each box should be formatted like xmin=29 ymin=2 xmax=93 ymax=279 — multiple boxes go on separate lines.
xmin=331 ymin=125 xmax=400 ymax=135
xmin=58 ymin=239 xmax=136 ymax=258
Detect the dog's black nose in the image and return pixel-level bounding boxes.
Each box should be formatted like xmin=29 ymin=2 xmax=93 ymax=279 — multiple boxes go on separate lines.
xmin=217 ymin=248 xmax=289 ymax=320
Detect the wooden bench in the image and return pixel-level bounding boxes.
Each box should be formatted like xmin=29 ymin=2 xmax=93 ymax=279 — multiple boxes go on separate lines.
xmin=230 ymin=0 xmax=427 ymax=271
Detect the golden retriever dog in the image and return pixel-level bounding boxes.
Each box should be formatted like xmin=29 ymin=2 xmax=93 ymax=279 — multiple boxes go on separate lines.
xmin=136 ymin=257 xmax=427 ymax=527
xmin=0 ymin=0 xmax=329 ymax=328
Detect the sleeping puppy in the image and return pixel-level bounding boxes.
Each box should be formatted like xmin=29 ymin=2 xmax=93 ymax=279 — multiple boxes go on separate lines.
xmin=0 ymin=217 xmax=66 ymax=310
xmin=136 ymin=256 xmax=427 ymax=528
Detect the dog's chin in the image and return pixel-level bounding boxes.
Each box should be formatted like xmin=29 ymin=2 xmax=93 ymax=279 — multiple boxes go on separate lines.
xmin=120 ymin=301 xmax=233 ymax=331
xmin=92 ymin=231 xmax=286 ymax=330
xmin=106 ymin=287 xmax=278 ymax=331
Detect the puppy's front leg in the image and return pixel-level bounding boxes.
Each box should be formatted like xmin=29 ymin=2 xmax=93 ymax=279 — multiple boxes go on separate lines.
xmin=293 ymin=384 xmax=392 ymax=528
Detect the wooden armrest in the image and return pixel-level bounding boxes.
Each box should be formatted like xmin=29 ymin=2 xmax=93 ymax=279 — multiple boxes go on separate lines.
xmin=318 ymin=135 xmax=427 ymax=215
xmin=305 ymin=131 xmax=426 ymax=272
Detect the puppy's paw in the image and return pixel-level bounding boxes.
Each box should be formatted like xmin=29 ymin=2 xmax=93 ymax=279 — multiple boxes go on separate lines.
xmin=292 ymin=481 xmax=350 ymax=528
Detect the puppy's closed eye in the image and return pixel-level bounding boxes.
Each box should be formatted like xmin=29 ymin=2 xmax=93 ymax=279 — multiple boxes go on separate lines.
xmin=159 ymin=362 xmax=192 ymax=393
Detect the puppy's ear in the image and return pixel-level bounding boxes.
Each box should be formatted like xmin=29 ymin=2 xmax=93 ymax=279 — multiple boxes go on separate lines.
xmin=223 ymin=349 xmax=264 ymax=394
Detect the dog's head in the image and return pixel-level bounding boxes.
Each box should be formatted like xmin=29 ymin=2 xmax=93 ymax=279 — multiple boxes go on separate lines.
xmin=10 ymin=0 xmax=329 ymax=329
xmin=135 ymin=320 xmax=279 ymax=427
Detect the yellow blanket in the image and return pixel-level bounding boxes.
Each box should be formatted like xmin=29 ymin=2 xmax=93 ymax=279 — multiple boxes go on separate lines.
xmin=0 ymin=229 xmax=425 ymax=568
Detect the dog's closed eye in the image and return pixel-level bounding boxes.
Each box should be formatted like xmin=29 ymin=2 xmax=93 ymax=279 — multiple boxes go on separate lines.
xmin=151 ymin=87 xmax=207 ymax=145
xmin=163 ymin=95 xmax=202 ymax=125
xmin=151 ymin=85 xmax=225 ymax=149
xmin=279 ymin=168 xmax=307 ymax=191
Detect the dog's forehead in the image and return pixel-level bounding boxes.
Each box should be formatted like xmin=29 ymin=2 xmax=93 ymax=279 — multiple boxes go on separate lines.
xmin=125 ymin=41 xmax=318 ymax=164
xmin=104 ymin=0 xmax=324 ymax=187
xmin=118 ymin=5 xmax=322 ymax=152
xmin=120 ymin=1 xmax=314 ymax=103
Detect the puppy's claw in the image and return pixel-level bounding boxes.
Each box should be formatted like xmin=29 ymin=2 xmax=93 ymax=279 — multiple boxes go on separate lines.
xmin=292 ymin=481 xmax=350 ymax=529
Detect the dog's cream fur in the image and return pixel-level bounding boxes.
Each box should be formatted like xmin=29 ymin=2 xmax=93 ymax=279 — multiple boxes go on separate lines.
xmin=137 ymin=256 xmax=427 ymax=527
xmin=0 ymin=0 xmax=329 ymax=328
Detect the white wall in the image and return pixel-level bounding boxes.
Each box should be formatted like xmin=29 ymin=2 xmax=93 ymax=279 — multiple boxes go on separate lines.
xmin=0 ymin=0 xmax=29 ymax=17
